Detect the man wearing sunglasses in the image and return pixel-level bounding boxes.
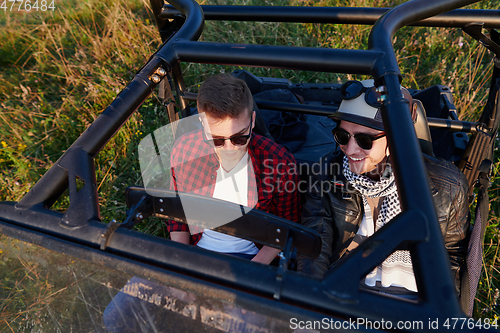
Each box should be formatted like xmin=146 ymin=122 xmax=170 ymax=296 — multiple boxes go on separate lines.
xmin=298 ymin=80 xmax=469 ymax=301
xmin=167 ymin=74 xmax=301 ymax=264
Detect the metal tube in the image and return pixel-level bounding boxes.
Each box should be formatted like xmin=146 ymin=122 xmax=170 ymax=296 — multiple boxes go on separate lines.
xmin=163 ymin=40 xmax=382 ymax=75
xmin=255 ymin=100 xmax=337 ymax=117
xmin=162 ymin=5 xmax=500 ymax=28
xmin=166 ymin=0 xmax=204 ymax=42
xmin=427 ymin=118 xmax=478 ymax=133
xmin=163 ymin=5 xmax=388 ymax=24
xmin=369 ymin=0 xmax=481 ymax=80
xmin=369 ymin=0 xmax=481 ymax=315
xmin=381 ymin=73 xmax=460 ymax=313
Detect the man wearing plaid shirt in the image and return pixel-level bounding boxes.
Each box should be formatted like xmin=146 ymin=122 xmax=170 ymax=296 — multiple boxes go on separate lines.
xmin=167 ymin=74 xmax=301 ymax=264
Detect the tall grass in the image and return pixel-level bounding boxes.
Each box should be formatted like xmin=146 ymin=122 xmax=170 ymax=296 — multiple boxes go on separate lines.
xmin=0 ymin=0 xmax=499 ymax=328
xmin=0 ymin=0 xmax=164 ymax=223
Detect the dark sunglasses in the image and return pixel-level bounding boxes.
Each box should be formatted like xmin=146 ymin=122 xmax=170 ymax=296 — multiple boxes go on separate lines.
xmin=340 ymin=80 xmax=382 ymax=108
xmin=332 ymin=128 xmax=386 ymax=150
xmin=204 ymin=115 xmax=253 ymax=147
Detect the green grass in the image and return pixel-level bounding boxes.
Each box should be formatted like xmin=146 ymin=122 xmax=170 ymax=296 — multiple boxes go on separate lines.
xmin=0 ymin=0 xmax=500 ymax=328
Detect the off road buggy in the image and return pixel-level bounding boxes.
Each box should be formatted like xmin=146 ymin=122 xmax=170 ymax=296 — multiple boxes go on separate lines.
xmin=1 ymin=0 xmax=500 ymax=331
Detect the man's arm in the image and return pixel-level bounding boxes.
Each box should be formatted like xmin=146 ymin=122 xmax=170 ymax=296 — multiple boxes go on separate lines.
xmin=442 ymin=174 xmax=470 ymax=294
xmin=252 ymin=246 xmax=281 ymax=264
xmin=427 ymin=158 xmax=470 ymax=294
xmin=297 ymin=177 xmax=334 ymax=278
xmin=166 ymin=148 xmax=193 ymax=244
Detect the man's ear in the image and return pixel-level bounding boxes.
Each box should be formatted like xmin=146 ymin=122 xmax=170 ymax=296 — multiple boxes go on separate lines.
xmin=251 ymin=110 xmax=256 ymax=129
xmin=386 ymin=145 xmax=390 ymax=157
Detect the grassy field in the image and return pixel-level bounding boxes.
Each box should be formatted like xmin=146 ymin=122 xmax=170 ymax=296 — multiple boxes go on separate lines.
xmin=1 ymin=0 xmax=500 ymax=328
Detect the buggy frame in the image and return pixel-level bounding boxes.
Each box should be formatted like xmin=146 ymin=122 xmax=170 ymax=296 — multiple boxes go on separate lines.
xmin=1 ymin=0 xmax=500 ymax=331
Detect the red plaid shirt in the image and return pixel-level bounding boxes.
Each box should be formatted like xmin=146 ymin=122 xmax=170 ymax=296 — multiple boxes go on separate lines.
xmin=167 ymin=129 xmax=301 ymax=245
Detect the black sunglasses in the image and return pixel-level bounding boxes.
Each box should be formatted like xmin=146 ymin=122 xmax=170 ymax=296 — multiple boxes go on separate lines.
xmin=332 ymin=127 xmax=386 ymax=150
xmin=204 ymin=115 xmax=253 ymax=147
xmin=340 ymin=80 xmax=382 ymax=108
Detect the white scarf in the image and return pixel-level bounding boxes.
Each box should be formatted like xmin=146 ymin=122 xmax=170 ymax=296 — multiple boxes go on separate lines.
xmin=342 ymin=156 xmax=416 ymax=292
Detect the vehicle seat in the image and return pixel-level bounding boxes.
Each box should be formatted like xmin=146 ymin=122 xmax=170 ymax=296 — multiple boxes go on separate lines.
xmin=413 ymin=99 xmax=435 ymax=157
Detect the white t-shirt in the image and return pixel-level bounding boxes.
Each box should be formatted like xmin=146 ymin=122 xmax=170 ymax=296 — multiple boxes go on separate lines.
xmin=358 ymin=201 xmax=417 ymax=292
xmin=196 ymin=152 xmax=259 ymax=255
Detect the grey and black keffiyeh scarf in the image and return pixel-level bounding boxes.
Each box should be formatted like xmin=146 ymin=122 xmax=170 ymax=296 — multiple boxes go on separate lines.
xmin=342 ymin=156 xmax=415 ymax=290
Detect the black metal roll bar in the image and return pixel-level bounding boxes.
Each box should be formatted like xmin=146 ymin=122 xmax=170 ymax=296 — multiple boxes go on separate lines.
xmin=162 ymin=5 xmax=500 ymax=29
xmin=0 ymin=0 xmax=498 ymax=330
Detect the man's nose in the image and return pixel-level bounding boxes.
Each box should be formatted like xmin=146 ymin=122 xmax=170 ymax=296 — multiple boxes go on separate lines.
xmin=221 ymin=139 xmax=238 ymax=150
xmin=344 ymin=137 xmax=361 ymax=154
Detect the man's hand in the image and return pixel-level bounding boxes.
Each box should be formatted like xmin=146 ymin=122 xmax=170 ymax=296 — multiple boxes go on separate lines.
xmin=170 ymin=231 xmax=190 ymax=244
xmin=251 ymin=246 xmax=281 ymax=265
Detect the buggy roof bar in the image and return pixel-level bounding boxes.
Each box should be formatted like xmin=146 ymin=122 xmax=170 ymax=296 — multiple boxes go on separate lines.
xmin=1 ymin=0 xmax=499 ymax=329
xmin=162 ymin=5 xmax=500 ymax=28
xmin=183 ymin=91 xmax=481 ymax=132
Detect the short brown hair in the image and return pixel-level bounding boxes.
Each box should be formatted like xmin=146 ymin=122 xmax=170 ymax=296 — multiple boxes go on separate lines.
xmin=197 ymin=74 xmax=253 ymax=119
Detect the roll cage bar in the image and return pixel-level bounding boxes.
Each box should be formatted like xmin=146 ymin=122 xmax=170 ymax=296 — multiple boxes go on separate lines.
xmin=1 ymin=0 xmax=500 ymax=330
